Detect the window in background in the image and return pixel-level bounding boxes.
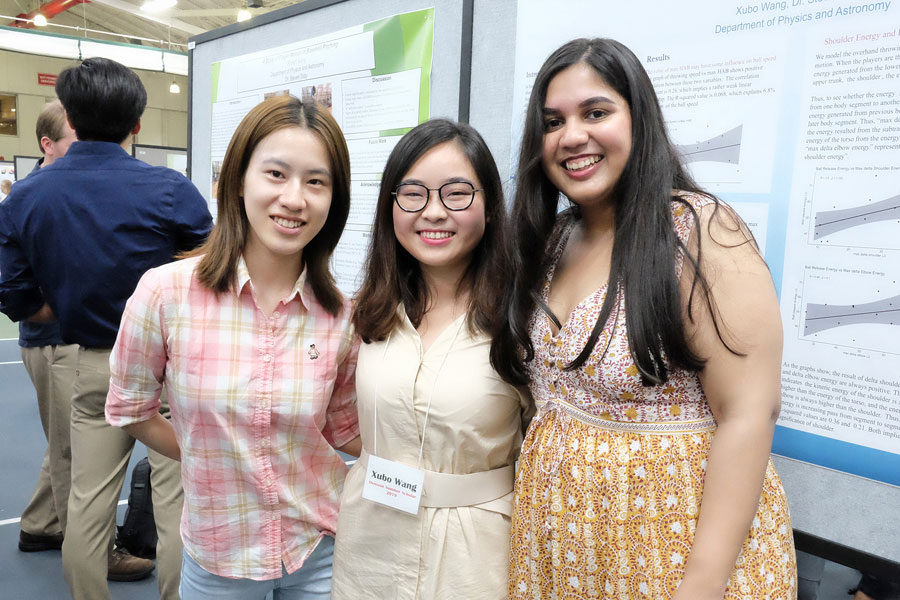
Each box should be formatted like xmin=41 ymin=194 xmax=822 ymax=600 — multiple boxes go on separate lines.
xmin=0 ymin=94 xmax=17 ymax=136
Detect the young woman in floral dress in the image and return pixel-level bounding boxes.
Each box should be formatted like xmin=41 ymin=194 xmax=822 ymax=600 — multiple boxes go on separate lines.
xmin=494 ymin=38 xmax=797 ymax=600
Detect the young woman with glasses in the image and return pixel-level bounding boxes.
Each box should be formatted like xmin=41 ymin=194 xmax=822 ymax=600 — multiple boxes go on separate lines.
xmin=105 ymin=95 xmax=361 ymax=599
xmin=330 ymin=119 xmax=532 ymax=599
xmin=493 ymin=39 xmax=796 ymax=599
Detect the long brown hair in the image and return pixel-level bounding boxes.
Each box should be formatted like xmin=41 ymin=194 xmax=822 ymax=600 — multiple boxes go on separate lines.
xmin=352 ymin=119 xmax=509 ymax=342
xmin=188 ymin=95 xmax=351 ymax=315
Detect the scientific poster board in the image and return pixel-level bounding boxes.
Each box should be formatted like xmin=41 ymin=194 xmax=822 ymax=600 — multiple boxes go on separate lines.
xmin=189 ymin=0 xmax=898 ymax=567
xmin=483 ymin=0 xmax=900 ymax=563
xmin=0 ymin=161 xmax=13 ymax=186
xmin=132 ymin=144 xmax=188 ymax=177
xmin=190 ymin=0 xmax=465 ymax=294
xmin=12 ymin=156 xmax=39 ymax=181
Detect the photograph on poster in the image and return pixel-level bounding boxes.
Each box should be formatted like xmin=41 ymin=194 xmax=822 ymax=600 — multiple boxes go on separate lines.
xmin=300 ymin=82 xmax=333 ymax=109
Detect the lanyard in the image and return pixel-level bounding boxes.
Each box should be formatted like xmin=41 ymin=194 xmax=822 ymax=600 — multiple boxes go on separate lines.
xmin=371 ymin=316 xmax=466 ymax=469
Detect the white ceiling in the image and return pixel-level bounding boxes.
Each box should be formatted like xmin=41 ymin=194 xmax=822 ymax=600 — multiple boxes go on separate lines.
xmin=0 ymin=0 xmax=308 ymax=50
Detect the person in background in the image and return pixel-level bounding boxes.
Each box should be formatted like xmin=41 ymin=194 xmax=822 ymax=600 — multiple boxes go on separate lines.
xmin=493 ymin=38 xmax=796 ymax=599
xmin=0 ymin=57 xmax=212 ymax=600
xmin=0 ymin=178 xmax=11 ymax=200
xmin=106 ymin=95 xmax=360 ymax=600
xmin=32 ymin=100 xmax=77 ymax=171
xmin=15 ymin=99 xmax=79 ymax=556
xmin=852 ymin=573 xmax=900 ymax=600
xmin=331 ymin=119 xmax=532 ymax=599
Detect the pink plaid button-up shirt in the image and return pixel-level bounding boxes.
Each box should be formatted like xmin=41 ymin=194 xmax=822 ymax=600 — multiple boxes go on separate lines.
xmin=106 ymin=256 xmax=359 ymax=580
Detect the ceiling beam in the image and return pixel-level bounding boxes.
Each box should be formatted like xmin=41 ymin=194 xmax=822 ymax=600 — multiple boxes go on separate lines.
xmin=88 ymin=0 xmax=206 ymax=35
xmin=9 ymin=0 xmax=89 ymax=29
xmin=170 ymin=8 xmax=265 ymax=18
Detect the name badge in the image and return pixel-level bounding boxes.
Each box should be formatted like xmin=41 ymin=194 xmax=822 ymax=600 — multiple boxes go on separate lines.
xmin=362 ymin=454 xmax=425 ymax=515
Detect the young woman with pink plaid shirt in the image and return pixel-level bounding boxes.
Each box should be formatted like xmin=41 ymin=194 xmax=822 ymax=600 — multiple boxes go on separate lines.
xmin=106 ymin=95 xmax=361 ymax=599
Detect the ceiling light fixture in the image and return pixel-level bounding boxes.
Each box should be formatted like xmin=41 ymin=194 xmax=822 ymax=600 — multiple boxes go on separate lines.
xmin=237 ymin=9 xmax=252 ymax=22
xmin=169 ymin=80 xmax=181 ymax=94
xmin=141 ymin=0 xmax=178 ymax=14
xmin=33 ymin=13 xmax=48 ymax=26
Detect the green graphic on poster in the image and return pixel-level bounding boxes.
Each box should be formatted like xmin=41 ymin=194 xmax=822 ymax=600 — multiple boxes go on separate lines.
xmin=207 ymin=9 xmax=434 ymax=292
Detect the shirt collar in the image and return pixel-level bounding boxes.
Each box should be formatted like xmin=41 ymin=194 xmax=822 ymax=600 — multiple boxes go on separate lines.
xmin=235 ymin=256 xmax=310 ymax=310
xmin=64 ymin=141 xmax=130 ymax=157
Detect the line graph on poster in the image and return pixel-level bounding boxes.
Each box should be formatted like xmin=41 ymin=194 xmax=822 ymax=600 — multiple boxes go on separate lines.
xmin=803 ymin=167 xmax=900 ymax=250
xmin=666 ymin=115 xmax=753 ymax=192
xmin=795 ymin=264 xmax=900 ymax=357
xmin=677 ymin=124 xmax=742 ymax=165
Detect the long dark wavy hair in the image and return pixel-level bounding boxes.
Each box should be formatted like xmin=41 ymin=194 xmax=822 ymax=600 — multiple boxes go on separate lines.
xmin=491 ymin=38 xmax=736 ymax=386
xmin=352 ymin=119 xmax=508 ymax=342
xmin=186 ymin=95 xmax=350 ymax=316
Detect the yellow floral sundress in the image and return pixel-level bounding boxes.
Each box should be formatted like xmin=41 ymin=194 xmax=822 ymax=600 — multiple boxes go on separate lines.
xmin=508 ymin=195 xmax=796 ymax=599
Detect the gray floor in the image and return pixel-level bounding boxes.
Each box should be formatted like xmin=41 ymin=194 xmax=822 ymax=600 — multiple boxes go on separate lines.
xmin=0 ymin=333 xmax=868 ymax=599
xmin=1 ymin=335 xmax=160 ymax=598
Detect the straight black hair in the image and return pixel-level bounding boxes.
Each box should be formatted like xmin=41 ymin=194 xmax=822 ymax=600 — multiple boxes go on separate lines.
xmin=55 ymin=57 xmax=147 ymax=143
xmin=353 ymin=118 xmax=509 ymax=342
xmin=492 ymin=38 xmax=729 ymax=386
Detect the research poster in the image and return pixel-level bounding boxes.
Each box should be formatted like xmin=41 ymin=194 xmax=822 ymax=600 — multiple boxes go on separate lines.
xmin=0 ymin=162 xmax=14 ymax=186
xmin=512 ymin=0 xmax=900 ymax=486
xmin=209 ymin=8 xmax=434 ymax=293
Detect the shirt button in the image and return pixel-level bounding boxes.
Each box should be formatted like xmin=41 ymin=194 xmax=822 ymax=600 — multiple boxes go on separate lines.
xmin=270 ymin=513 xmax=278 ymax=521
xmin=265 ymin=478 xmax=273 ymax=486
xmin=263 ymin=354 xmax=271 ymax=362
xmin=273 ymin=311 xmax=280 ymax=319
xmin=260 ymin=438 xmax=269 ymax=447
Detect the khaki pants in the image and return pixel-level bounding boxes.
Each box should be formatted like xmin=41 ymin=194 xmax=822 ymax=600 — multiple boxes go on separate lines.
xmin=62 ymin=347 xmax=184 ymax=600
xmin=19 ymin=343 xmax=77 ymax=537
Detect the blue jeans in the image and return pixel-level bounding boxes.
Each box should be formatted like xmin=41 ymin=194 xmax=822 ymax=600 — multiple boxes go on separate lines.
xmin=179 ymin=536 xmax=334 ymax=600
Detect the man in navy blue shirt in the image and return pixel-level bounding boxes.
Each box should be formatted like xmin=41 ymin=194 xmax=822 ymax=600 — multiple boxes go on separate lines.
xmin=0 ymin=58 xmax=212 ymax=600
xmin=15 ymin=99 xmax=79 ymax=558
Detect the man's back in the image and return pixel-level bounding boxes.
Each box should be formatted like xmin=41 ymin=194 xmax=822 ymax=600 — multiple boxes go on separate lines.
xmin=0 ymin=56 xmax=212 ymax=600
xmin=2 ymin=140 xmax=212 ymax=348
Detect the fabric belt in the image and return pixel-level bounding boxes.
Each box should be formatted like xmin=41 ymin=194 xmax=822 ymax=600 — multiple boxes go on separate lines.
xmin=538 ymin=398 xmax=717 ymax=434
xmin=358 ymin=450 xmax=514 ymax=508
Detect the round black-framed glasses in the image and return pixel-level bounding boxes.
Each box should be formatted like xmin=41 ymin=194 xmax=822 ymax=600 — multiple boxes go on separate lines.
xmin=392 ymin=181 xmax=481 ymax=213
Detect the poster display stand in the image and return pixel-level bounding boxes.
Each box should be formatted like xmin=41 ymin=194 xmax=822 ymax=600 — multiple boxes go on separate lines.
xmin=190 ymin=0 xmax=900 ymax=572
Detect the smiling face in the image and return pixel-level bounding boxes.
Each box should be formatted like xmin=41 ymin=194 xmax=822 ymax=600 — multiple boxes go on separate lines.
xmin=242 ymin=125 xmax=333 ymax=272
xmin=541 ymin=62 xmax=633 ymax=210
xmin=392 ymin=140 xmax=486 ymax=283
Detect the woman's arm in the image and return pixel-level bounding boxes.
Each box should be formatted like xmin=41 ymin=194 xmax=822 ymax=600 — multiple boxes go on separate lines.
xmin=518 ymin=384 xmax=537 ymax=433
xmin=323 ymin=330 xmax=362 ymax=454
xmin=106 ymin=269 xmax=175 ymax=456
xmin=124 ymin=414 xmax=181 ymax=462
xmin=675 ymin=203 xmax=783 ymax=600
